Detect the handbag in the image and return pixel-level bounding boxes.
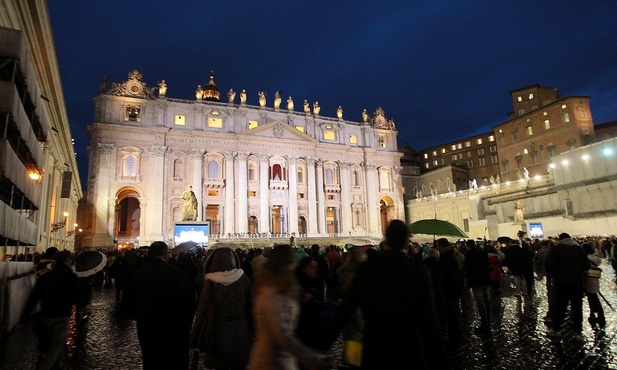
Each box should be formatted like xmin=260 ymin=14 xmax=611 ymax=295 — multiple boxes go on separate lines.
xmin=342 ymin=340 xmax=362 ymax=367
xmin=586 ymin=259 xmax=602 ymax=278
xmin=196 ymin=281 xmax=216 ymax=352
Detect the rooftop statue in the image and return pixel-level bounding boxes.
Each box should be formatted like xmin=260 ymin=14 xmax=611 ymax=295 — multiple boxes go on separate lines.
xmin=362 ymin=109 xmax=369 ymax=123
xmin=227 ymin=88 xmax=236 ymax=104
xmin=157 ymin=80 xmax=167 ymax=98
xmin=303 ymin=99 xmax=310 ymax=114
xmin=240 ymin=89 xmax=247 ymax=105
xmin=195 ymin=85 xmax=203 ymax=100
xmin=287 ymin=96 xmax=294 ymax=111
xmin=337 ymin=106 xmax=343 ymax=119
xmin=274 ymin=91 xmax=282 ymax=110
xmin=258 ymin=91 xmax=266 ymax=107
xmin=313 ymin=101 xmax=320 ymax=115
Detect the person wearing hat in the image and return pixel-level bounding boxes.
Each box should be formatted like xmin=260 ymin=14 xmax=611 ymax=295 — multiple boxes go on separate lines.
xmin=122 ymin=241 xmax=197 ymax=369
xmin=544 ymin=233 xmax=590 ymax=340
xmin=435 ymin=237 xmax=464 ymax=348
xmin=463 ymin=239 xmax=493 ymax=334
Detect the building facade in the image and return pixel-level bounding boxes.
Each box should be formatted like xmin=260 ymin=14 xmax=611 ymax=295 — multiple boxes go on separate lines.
xmin=0 ymin=2 xmax=82 ymax=257
xmin=85 ymin=71 xmax=404 ymax=249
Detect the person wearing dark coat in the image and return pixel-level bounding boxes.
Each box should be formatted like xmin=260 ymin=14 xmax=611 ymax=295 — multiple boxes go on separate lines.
xmin=423 ymin=248 xmax=447 ymax=339
xmin=463 ymin=240 xmax=493 ymax=334
xmin=191 ymin=247 xmax=253 ymax=370
xmin=325 ymin=220 xmax=448 ymax=369
xmin=505 ymin=239 xmax=531 ymax=296
xmin=544 ymin=233 xmax=590 ymax=340
xmin=20 ymin=251 xmax=81 ymax=370
xmin=123 ymin=242 xmax=197 ymax=370
xmin=435 ymin=237 xmax=464 ymax=348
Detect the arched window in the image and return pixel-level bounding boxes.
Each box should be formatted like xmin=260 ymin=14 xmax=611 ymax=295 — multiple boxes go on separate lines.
xmin=173 ymin=159 xmax=183 ymax=178
xmin=325 ymin=168 xmax=334 ymax=185
xmin=353 ymin=170 xmax=361 ymax=187
xmin=208 ymin=161 xmax=219 ymax=178
xmin=272 ymin=164 xmax=283 ymax=181
xmin=248 ymin=164 xmax=257 ymax=181
xmin=123 ymin=155 xmax=137 ymax=177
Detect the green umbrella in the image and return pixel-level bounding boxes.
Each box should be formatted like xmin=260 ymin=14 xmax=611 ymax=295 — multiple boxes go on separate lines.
xmin=408 ymin=219 xmax=468 ymax=238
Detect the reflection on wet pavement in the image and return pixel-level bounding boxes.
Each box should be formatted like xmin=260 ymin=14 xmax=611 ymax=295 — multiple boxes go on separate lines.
xmin=2 ymin=261 xmax=616 ymax=369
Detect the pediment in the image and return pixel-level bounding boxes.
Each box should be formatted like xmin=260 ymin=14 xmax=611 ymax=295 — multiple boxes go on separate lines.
xmin=238 ymin=120 xmax=317 ymax=143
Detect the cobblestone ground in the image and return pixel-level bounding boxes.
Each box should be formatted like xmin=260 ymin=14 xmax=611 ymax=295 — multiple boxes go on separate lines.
xmin=2 ymin=261 xmax=617 ymax=370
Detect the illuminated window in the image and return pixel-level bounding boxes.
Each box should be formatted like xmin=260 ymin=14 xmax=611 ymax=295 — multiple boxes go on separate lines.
xmin=423 ymin=153 xmax=428 ymax=159
xmin=523 ymin=148 xmax=529 ymax=155
xmin=425 ymin=163 xmax=429 ymax=169
xmin=451 ymin=144 xmax=456 ymax=151
xmin=125 ymin=105 xmax=141 ymax=122
xmin=378 ymin=135 xmax=386 ymax=147
xmin=517 ymin=96 xmax=522 ymax=102
xmin=433 ymin=160 xmax=438 ymax=166
xmin=327 ymin=194 xmax=334 ymax=200
xmin=324 ymin=131 xmax=336 ymax=141
xmin=174 ymin=115 xmax=186 ymax=126
xmin=465 ymin=141 xmax=471 ymax=148
xmin=528 ymin=93 xmax=534 ymax=99
xmin=489 ymin=135 xmax=495 ymax=142
xmin=544 ymin=120 xmax=550 ymax=129
xmin=563 ymin=113 xmax=570 ymax=123
xmin=543 ymin=111 xmax=548 ymax=116
xmin=527 ymin=126 xmax=533 ymax=136
xmin=248 ymin=191 xmax=256 ymax=197
xmin=298 ymin=193 xmax=305 ymax=199
xmin=432 ymin=150 xmax=437 ymax=156
xmin=208 ymin=117 xmax=223 ymax=128
xmin=123 ymin=155 xmax=137 ymax=177
xmin=476 ymin=138 xmax=483 ymax=145
xmin=349 ymin=134 xmax=357 ymax=144
xmin=208 ymin=190 xmax=219 ymax=196
xmin=296 ymin=126 xmax=305 ymax=133
xmin=562 ymin=104 xmax=567 ymax=109
xmin=441 ymin=148 xmax=446 ymax=154
xmin=248 ymin=120 xmax=258 ymax=129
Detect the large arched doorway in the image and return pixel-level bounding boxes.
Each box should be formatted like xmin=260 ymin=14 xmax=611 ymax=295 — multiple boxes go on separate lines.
xmin=115 ymin=187 xmax=141 ymax=247
xmin=379 ymin=196 xmax=395 ymax=236
xmin=248 ymin=216 xmax=258 ymax=235
xmin=298 ymin=216 xmax=307 ymax=236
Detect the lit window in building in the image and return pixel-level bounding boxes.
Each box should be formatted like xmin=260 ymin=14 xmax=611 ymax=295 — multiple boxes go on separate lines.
xmin=457 ymin=143 xmax=463 ymax=149
xmin=433 ymin=160 xmax=438 ymax=166
xmin=527 ymin=126 xmax=533 ymax=136
xmin=208 ymin=190 xmax=219 ymax=196
xmin=432 ymin=150 xmax=437 ymax=156
xmin=349 ymin=134 xmax=357 ymax=144
xmin=451 ymin=144 xmax=456 ymax=151
xmin=563 ymin=113 xmax=570 ymax=123
xmin=298 ymin=193 xmax=305 ymax=199
xmin=208 ymin=161 xmax=219 ymax=178
xmin=248 ymin=120 xmax=258 ymax=129
xmin=208 ymin=117 xmax=223 ymax=128
xmin=378 ymin=135 xmax=386 ymax=147
xmin=441 ymin=148 xmax=446 ymax=154
xmin=523 ymin=148 xmax=529 ymax=155
xmin=543 ymin=111 xmax=548 ymax=116
xmin=562 ymin=104 xmax=567 ymax=109
xmin=125 ymin=105 xmax=141 ymax=122
xmin=544 ymin=119 xmax=550 ymax=129
xmin=248 ymin=191 xmax=256 ymax=197
xmin=517 ymin=96 xmax=522 ymax=102
xmin=425 ymin=163 xmax=429 ymax=169
xmin=452 ymin=154 xmax=458 ymax=161
xmin=324 ymin=131 xmax=336 ymax=141
xmin=174 ymin=115 xmax=185 ymax=126
xmin=465 ymin=141 xmax=471 ymax=148
xmin=296 ymin=126 xmax=305 ymax=132
xmin=123 ymin=155 xmax=137 ymax=177
xmin=479 ymin=157 xmax=486 ymax=166
xmin=529 ymin=93 xmax=534 ymax=99
xmin=489 ymin=135 xmax=495 ymax=142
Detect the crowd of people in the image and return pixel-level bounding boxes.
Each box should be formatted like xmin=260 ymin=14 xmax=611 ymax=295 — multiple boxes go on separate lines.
xmin=15 ymin=223 xmax=617 ymax=369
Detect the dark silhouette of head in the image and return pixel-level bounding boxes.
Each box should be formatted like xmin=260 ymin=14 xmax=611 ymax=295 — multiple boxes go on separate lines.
xmin=385 ymin=220 xmax=409 ymax=251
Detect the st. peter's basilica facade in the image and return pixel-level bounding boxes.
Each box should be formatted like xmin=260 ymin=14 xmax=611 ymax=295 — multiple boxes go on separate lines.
xmin=84 ymin=70 xmax=404 ymax=248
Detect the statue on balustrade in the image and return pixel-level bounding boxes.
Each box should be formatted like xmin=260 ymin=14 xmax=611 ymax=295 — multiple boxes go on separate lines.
xmin=181 ymin=186 xmax=198 ymax=221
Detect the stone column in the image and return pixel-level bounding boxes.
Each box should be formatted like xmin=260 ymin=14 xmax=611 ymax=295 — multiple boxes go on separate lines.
xmin=392 ymin=166 xmax=406 ymax=220
xmin=188 ymin=149 xmax=205 ymax=220
xmin=316 ymin=160 xmax=326 ymax=235
xmin=306 ymin=158 xmax=318 ymax=236
xmin=258 ymin=154 xmax=270 ymax=234
xmin=287 ymin=156 xmax=299 ymax=234
xmin=364 ymin=163 xmax=379 ymax=235
xmin=223 ymin=152 xmax=236 ymax=235
xmin=143 ymin=146 xmax=167 ymax=243
xmin=92 ymin=144 xmax=115 ymax=248
xmin=339 ymin=161 xmax=352 ymax=234
xmin=236 ymin=152 xmax=249 ymax=233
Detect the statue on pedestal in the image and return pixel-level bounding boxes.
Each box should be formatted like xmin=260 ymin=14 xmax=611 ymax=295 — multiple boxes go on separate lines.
xmin=313 ymin=101 xmax=320 ymax=115
xmin=287 ymin=96 xmax=294 ymax=111
xmin=240 ymin=89 xmax=247 ymax=105
xmin=362 ymin=109 xmax=369 ymax=123
xmin=227 ymin=89 xmax=236 ymax=104
xmin=337 ymin=106 xmax=343 ymax=119
xmin=195 ymin=85 xmax=203 ymax=100
xmin=157 ymin=80 xmax=167 ymax=98
xmin=258 ymin=92 xmax=266 ymax=107
xmin=181 ymin=186 xmax=198 ymax=221
xmin=303 ymin=99 xmax=310 ymax=114
xmin=513 ymin=200 xmax=525 ymax=224
xmin=274 ymin=91 xmax=282 ymax=110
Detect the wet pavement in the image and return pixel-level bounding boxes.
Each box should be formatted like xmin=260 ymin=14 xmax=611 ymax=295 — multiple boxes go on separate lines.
xmin=2 ymin=260 xmax=617 ymax=370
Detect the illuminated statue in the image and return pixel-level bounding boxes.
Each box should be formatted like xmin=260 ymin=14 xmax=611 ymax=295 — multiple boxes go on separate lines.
xmin=157 ymin=80 xmax=167 ymax=98
xmin=274 ymin=91 xmax=282 ymax=110
xmin=362 ymin=109 xmax=369 ymax=123
xmin=303 ymin=99 xmax=310 ymax=113
xmin=337 ymin=106 xmax=343 ymax=119
xmin=240 ymin=89 xmax=247 ymax=105
xmin=258 ymin=91 xmax=266 ymax=107
xmin=514 ymin=200 xmax=525 ymax=224
xmin=227 ymin=88 xmax=236 ymax=104
xmin=181 ymin=186 xmax=198 ymax=221
xmin=195 ymin=85 xmax=203 ymax=100
xmin=287 ymin=96 xmax=294 ymax=111
xmin=313 ymin=101 xmax=320 ymax=115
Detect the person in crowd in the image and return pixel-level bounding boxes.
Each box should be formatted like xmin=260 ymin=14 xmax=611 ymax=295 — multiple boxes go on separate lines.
xmin=463 ymin=239 xmax=493 ymax=334
xmin=248 ymin=244 xmax=328 ymax=370
xmin=34 ymin=247 xmax=58 ymax=275
xmin=325 ymin=220 xmax=448 ymax=369
xmin=309 ymin=244 xmax=329 ymax=302
xmin=523 ymin=240 xmax=536 ymax=295
xmin=19 ymin=251 xmax=81 ymax=370
xmin=505 ymin=238 xmax=531 ymax=296
xmin=485 ymin=243 xmax=503 ymax=295
xmin=545 ymin=233 xmax=590 ymax=340
xmin=582 ymin=242 xmax=606 ymax=328
xmin=122 ymin=241 xmax=197 ymax=370
xmin=191 ymin=247 xmax=253 ymax=370
xmin=174 ymin=249 xmax=204 ymax=295
xmin=435 ymin=237 xmax=464 ymax=348
xmin=251 ymin=248 xmax=267 ymax=281
xmin=296 ymin=256 xmax=325 ymax=348
xmin=536 ymin=240 xmax=556 ymax=322
xmin=423 ymin=247 xmax=446 ymax=339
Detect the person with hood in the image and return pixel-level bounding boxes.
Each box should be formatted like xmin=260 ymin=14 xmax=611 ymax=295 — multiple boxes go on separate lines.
xmin=191 ymin=247 xmax=253 ymax=370
xmin=435 ymin=237 xmax=464 ymax=348
xmin=582 ymin=242 xmax=606 ymax=328
xmin=545 ymin=233 xmax=590 ymax=340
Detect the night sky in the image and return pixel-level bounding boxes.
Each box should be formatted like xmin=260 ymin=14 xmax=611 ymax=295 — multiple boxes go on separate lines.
xmin=47 ymin=1 xmax=617 ymax=188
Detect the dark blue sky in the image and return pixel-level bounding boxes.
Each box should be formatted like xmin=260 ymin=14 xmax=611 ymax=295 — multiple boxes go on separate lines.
xmin=48 ymin=1 xmax=617 ymax=188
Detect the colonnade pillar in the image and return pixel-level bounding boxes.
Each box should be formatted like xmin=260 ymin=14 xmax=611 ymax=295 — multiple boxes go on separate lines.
xmin=224 ymin=152 xmax=235 ymax=234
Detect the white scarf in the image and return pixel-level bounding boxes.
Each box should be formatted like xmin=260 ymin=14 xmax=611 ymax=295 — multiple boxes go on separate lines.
xmin=205 ymin=269 xmax=244 ymax=286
